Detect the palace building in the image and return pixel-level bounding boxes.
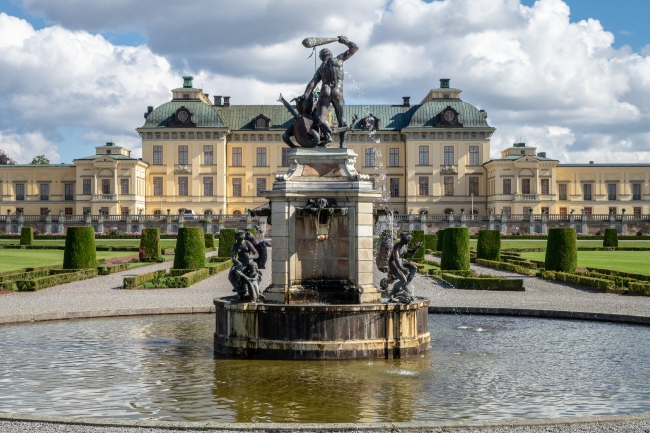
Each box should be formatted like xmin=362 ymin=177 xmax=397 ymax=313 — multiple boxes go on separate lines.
xmin=0 ymin=76 xmax=648 ymax=217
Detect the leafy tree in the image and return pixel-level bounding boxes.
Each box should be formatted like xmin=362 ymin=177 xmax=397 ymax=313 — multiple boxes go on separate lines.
xmin=0 ymin=150 xmax=16 ymax=165
xmin=30 ymin=155 xmax=50 ymax=165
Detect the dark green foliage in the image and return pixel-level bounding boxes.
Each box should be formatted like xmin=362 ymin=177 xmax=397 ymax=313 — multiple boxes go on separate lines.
xmin=424 ymin=234 xmax=437 ymax=252
xmin=585 ymin=267 xmax=650 ymax=282
xmin=628 ymin=282 xmax=650 ymax=295
xmin=603 ymin=228 xmax=618 ymax=247
xmin=475 ymin=259 xmax=531 ymax=274
xmin=441 ymin=273 xmax=524 ymax=290
xmin=408 ymin=230 xmax=425 ymax=260
xmin=19 ymin=227 xmax=33 ymax=245
xmin=540 ymin=270 xmax=613 ymax=291
xmin=218 ymin=229 xmax=236 ymax=258
xmin=204 ymin=233 xmax=215 ymax=249
xmin=139 ymin=228 xmax=162 ymax=262
xmin=244 ymin=228 xmax=257 ymax=237
xmin=16 ymin=269 xmax=97 ymax=291
xmin=63 ymin=226 xmax=97 ymax=269
xmin=436 ymin=229 xmax=445 ymax=251
xmin=123 ymin=270 xmax=166 ymax=289
xmin=173 ymin=227 xmax=205 ymax=270
xmin=544 ymin=228 xmax=577 ymax=273
xmin=97 ymin=263 xmax=130 ymax=275
xmin=476 ymin=230 xmax=501 ymax=261
xmin=208 ymin=260 xmax=233 ymax=275
xmin=502 ymin=258 xmax=537 ymax=269
xmin=441 ymin=227 xmax=470 ymax=271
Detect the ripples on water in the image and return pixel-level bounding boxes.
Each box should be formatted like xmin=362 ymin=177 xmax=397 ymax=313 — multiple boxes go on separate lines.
xmin=0 ymin=314 xmax=649 ymax=423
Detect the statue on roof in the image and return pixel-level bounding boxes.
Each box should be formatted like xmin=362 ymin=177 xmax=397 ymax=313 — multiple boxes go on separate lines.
xmin=278 ymin=36 xmax=358 ymax=148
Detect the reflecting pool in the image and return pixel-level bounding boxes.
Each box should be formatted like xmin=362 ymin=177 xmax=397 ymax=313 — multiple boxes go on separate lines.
xmin=0 ymin=314 xmax=649 ymax=423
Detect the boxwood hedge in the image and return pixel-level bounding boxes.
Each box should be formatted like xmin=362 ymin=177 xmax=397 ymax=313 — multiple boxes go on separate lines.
xmin=204 ymin=233 xmax=215 ymax=249
xmin=424 ymin=234 xmax=437 ymax=252
xmin=441 ymin=273 xmax=524 ymax=290
xmin=173 ymin=227 xmax=205 ymax=270
xmin=408 ymin=230 xmax=425 ymax=260
xmin=218 ymin=229 xmax=236 ymax=258
xmin=476 ymin=230 xmax=501 ymax=261
xmin=544 ymin=228 xmax=577 ymax=273
xmin=436 ymin=229 xmax=445 ymax=251
xmin=441 ymin=227 xmax=470 ymax=271
xmin=139 ymin=228 xmax=162 ymax=262
xmin=63 ymin=226 xmax=97 ymax=269
xmin=19 ymin=227 xmax=33 ymax=246
xmin=603 ymin=228 xmax=618 ymax=248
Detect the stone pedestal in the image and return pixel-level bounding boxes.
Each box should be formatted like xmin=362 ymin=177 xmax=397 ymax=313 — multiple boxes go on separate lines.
xmin=262 ymin=148 xmax=382 ymax=304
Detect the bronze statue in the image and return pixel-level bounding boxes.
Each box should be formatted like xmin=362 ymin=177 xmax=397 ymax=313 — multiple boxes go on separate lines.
xmin=244 ymin=231 xmax=270 ymax=270
xmin=236 ymin=261 xmax=264 ymax=303
xmin=387 ymin=232 xmax=422 ymax=304
xmin=228 ymin=230 xmax=260 ymax=300
xmin=295 ymin=36 xmax=358 ymax=148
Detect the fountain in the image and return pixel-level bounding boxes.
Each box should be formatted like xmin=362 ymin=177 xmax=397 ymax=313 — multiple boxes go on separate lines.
xmin=213 ymin=36 xmax=430 ymax=359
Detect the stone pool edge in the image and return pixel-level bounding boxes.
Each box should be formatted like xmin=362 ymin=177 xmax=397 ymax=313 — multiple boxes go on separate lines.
xmin=1 ymin=411 xmax=650 ymax=432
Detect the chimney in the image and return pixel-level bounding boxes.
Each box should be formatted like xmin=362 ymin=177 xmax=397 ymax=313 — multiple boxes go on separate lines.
xmin=537 ymin=152 xmax=546 ymax=158
xmin=402 ymin=96 xmax=410 ymax=107
xmin=589 ymin=161 xmax=594 ymax=164
xmin=440 ymin=78 xmax=450 ymax=88
xmin=182 ymin=75 xmax=194 ymax=88
xmin=213 ymin=95 xmax=222 ymax=106
xmin=223 ymin=96 xmax=230 ymax=107
xmin=144 ymin=106 xmax=153 ymax=119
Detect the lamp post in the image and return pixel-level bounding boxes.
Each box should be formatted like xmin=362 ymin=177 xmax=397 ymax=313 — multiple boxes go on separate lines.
xmin=471 ymin=192 xmax=474 ymax=220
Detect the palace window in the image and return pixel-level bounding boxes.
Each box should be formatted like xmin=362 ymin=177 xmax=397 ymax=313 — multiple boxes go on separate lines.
xmin=633 ymin=184 xmax=642 ymax=201
xmin=541 ymin=179 xmax=549 ymax=195
xmin=178 ymin=177 xmax=188 ymax=196
xmin=583 ymin=184 xmax=592 ymax=201
xmin=281 ymin=148 xmax=290 ymax=167
xmin=634 ymin=207 xmax=642 ymax=216
xmin=40 ymin=184 xmax=49 ymax=201
xmin=444 ymin=177 xmax=454 ymax=196
xmin=178 ymin=145 xmax=188 ymax=165
xmin=40 ymin=207 xmax=49 ymax=215
xmin=153 ymin=209 xmax=162 ymax=217
xmin=82 ymin=207 xmax=90 ymax=215
xmin=584 ymin=207 xmax=593 ymax=215
xmin=204 ymin=145 xmax=214 ymax=165
xmin=502 ymin=207 xmax=511 ymax=215
xmin=233 ymin=210 xmax=242 ymax=216
xmin=256 ymin=148 xmax=267 ymax=167
xmin=365 ymin=148 xmax=376 ymax=167
xmin=65 ymin=208 xmax=73 ymax=216
xmin=83 ymin=179 xmax=91 ymax=195
xmin=469 ymin=146 xmax=479 ymax=165
xmin=120 ymin=179 xmax=129 ymax=195
xmin=609 ymin=207 xmax=617 ymax=214
xmin=153 ymin=146 xmax=163 ymax=165
xmin=418 ymin=146 xmax=429 ymax=165
xmin=232 ymin=178 xmax=242 ymax=197
xmin=369 ymin=178 xmax=376 ymax=189
xmin=389 ymin=178 xmax=399 ymax=197
xmin=121 ymin=207 xmax=129 ymax=216
xmin=101 ymin=179 xmax=110 ymax=195
xmin=558 ymin=184 xmax=567 ymax=200
xmin=389 ymin=148 xmax=399 ymax=167
xmin=444 ymin=146 xmax=454 ymax=165
xmin=203 ymin=177 xmax=213 ymax=197
xmin=15 ymin=183 xmax=25 ymax=201
xmin=64 ymin=184 xmax=74 ymax=201
xmin=257 ymin=178 xmax=266 ymax=196
xmin=541 ymin=207 xmax=549 ymax=214
xmin=559 ymin=207 xmax=567 ymax=216
xmin=503 ymin=179 xmax=511 ymax=195
xmin=153 ymin=177 xmax=163 ymax=196
xmin=469 ymin=177 xmax=479 ymax=196
xmin=523 ymin=207 xmax=532 ymax=215
xmin=608 ymin=183 xmax=617 ymax=201
xmin=232 ymin=147 xmax=242 ymax=166
xmin=521 ymin=178 xmax=530 ymax=195
xmin=418 ymin=177 xmax=429 ymax=196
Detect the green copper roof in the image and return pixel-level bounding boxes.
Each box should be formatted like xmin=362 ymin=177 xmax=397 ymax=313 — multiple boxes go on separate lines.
xmin=217 ymin=105 xmax=295 ymax=131
xmin=407 ymin=101 xmax=491 ymax=128
xmin=0 ymin=164 xmax=75 ymax=168
xmin=347 ymin=105 xmax=419 ymax=130
xmin=486 ymin=155 xmax=559 ymax=163
xmin=428 ymin=88 xmax=463 ymax=92
xmin=73 ymin=154 xmax=139 ymax=161
xmin=141 ymin=101 xmax=225 ymax=128
xmin=170 ymin=88 xmax=203 ymax=93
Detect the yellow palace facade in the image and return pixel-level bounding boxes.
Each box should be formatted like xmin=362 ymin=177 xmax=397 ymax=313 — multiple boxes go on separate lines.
xmin=0 ymin=76 xmax=648 ymax=217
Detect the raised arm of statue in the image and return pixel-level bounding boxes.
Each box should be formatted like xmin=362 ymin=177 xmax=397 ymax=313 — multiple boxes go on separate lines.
xmin=336 ymin=36 xmax=358 ymax=62
xmin=302 ymin=69 xmax=322 ymax=99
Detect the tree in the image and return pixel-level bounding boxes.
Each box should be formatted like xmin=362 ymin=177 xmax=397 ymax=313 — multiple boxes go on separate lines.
xmin=0 ymin=150 xmax=16 ymax=165
xmin=30 ymin=155 xmax=50 ymax=165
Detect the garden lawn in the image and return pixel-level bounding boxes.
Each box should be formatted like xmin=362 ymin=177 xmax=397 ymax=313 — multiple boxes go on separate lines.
xmin=520 ymin=251 xmax=650 ymax=275
xmin=470 ymin=239 xmax=650 ymax=249
xmin=0 ymin=250 xmax=140 ymax=273
xmin=0 ymin=239 xmax=177 ymax=248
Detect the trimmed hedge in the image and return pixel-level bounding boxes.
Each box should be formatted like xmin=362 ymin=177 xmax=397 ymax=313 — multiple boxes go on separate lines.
xmin=540 ymin=270 xmax=614 ymax=291
xmin=139 ymin=228 xmax=162 ymax=262
xmin=436 ymin=229 xmax=445 ymax=251
xmin=428 ymin=269 xmax=476 ymax=277
xmin=97 ymin=263 xmax=130 ymax=275
xmin=628 ymin=282 xmax=650 ymax=295
xmin=16 ymin=269 xmax=98 ymax=291
xmin=503 ymin=258 xmax=538 ymax=269
xmin=20 ymin=227 xmax=33 ymax=246
xmin=441 ymin=227 xmax=470 ymax=271
xmin=475 ymin=259 xmax=531 ymax=275
xmin=173 ymin=227 xmax=205 ymax=270
xmin=244 ymin=228 xmax=258 ymax=237
xmin=545 ymin=228 xmax=577 ymax=273
xmin=409 ymin=230 xmax=425 ymax=260
xmin=204 ymin=233 xmax=215 ymax=249
xmin=122 ymin=270 xmax=166 ymax=289
xmin=207 ymin=259 xmax=232 ymax=275
xmin=424 ymin=234 xmax=437 ymax=252
xmin=603 ymin=229 xmax=619 ymax=248
xmin=218 ymin=229 xmax=236 ymax=258
xmin=585 ymin=267 xmax=650 ymax=283
xmin=476 ymin=230 xmax=501 ymax=262
xmin=441 ymin=273 xmax=524 ymax=290
xmin=173 ymin=268 xmax=209 ymax=288
xmin=0 ymin=269 xmax=51 ymax=283
xmin=63 ymin=226 xmax=97 ymax=269
xmin=162 ymin=247 xmax=175 ymax=255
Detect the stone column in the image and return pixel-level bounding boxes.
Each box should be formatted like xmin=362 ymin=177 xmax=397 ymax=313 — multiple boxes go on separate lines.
xmin=515 ymin=168 xmax=519 ymax=194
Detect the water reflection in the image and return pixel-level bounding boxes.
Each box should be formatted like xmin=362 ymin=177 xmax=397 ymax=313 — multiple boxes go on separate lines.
xmin=0 ymin=315 xmax=649 ymax=422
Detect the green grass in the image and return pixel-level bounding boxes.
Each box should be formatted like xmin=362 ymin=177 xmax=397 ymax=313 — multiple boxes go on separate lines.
xmin=520 ymin=251 xmax=650 ymax=275
xmin=470 ymin=239 xmax=650 ymax=249
xmin=0 ymin=250 xmax=140 ymax=273
xmin=0 ymin=239 xmax=177 ymax=248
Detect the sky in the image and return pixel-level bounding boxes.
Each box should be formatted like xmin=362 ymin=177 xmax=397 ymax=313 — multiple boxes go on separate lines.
xmin=1 ymin=0 xmax=650 ymax=165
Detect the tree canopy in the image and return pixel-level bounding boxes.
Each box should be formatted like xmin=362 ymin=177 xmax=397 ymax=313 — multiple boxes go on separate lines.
xmin=0 ymin=150 xmax=16 ymax=165
xmin=30 ymin=155 xmax=50 ymax=165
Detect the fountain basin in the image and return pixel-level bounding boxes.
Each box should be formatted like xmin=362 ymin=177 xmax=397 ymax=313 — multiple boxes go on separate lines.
xmin=213 ymin=297 xmax=430 ymax=359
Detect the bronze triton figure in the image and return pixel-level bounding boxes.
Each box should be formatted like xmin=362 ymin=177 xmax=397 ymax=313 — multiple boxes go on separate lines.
xmin=296 ymin=36 xmax=358 ymax=148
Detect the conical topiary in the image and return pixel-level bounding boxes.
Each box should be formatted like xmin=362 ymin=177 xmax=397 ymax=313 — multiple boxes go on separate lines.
xmin=173 ymin=227 xmax=205 ymax=270
xmin=63 ymin=226 xmax=97 ymax=269
xmin=545 ymin=228 xmax=577 ymax=272
xmin=441 ymin=227 xmax=470 ymax=271
xmin=139 ymin=228 xmax=162 ymax=262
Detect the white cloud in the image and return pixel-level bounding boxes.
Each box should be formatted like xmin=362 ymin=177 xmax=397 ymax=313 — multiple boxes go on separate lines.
xmin=0 ymin=131 xmax=59 ymax=163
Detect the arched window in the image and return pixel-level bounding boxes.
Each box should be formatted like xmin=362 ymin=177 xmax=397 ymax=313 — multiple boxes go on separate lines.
xmin=153 ymin=209 xmax=162 ymax=216
xmin=419 ymin=209 xmax=428 ymax=215
xmin=233 ymin=210 xmax=242 ymax=216
xmin=444 ymin=208 xmax=454 ymax=215
xmin=471 ymin=210 xmax=479 ymax=215
xmin=204 ymin=209 xmax=213 ymax=217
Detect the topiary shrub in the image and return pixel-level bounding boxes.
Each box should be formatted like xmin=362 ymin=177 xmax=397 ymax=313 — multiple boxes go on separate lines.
xmin=244 ymin=227 xmax=257 ymax=237
xmin=204 ymin=233 xmax=215 ymax=249
xmin=476 ymin=230 xmax=501 ymax=262
xmin=19 ymin=227 xmax=33 ymax=245
xmin=424 ymin=234 xmax=437 ymax=252
xmin=218 ymin=228 xmax=236 ymax=258
xmin=408 ymin=230 xmax=425 ymax=261
xmin=139 ymin=228 xmax=162 ymax=262
xmin=63 ymin=226 xmax=97 ymax=269
xmin=603 ymin=228 xmax=618 ymax=248
xmin=544 ymin=228 xmax=577 ymax=273
xmin=436 ymin=229 xmax=445 ymax=251
xmin=173 ymin=227 xmax=205 ymax=270
xmin=441 ymin=227 xmax=470 ymax=271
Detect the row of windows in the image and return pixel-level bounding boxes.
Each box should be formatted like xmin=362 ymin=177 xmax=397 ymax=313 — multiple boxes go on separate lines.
xmin=496 ymin=179 xmax=643 ymax=201
xmin=409 ymin=131 xmax=487 ymax=140
xmin=11 ymin=180 xmax=131 ymax=201
xmin=499 ymin=207 xmax=645 ymax=216
xmin=153 ymin=145 xmax=214 ymax=166
xmin=146 ymin=132 xmax=220 ymax=140
xmin=152 ymin=177 xmax=267 ymax=197
xmin=363 ymin=146 xmax=480 ymax=167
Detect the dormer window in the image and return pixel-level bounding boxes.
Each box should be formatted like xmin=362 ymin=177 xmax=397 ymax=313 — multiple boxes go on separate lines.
xmin=256 ymin=118 xmax=266 ymax=128
xmin=183 ymin=93 xmax=190 ymax=99
xmin=106 ymin=150 xmax=111 ymax=154
xmin=253 ymin=114 xmax=271 ymax=129
xmin=361 ymin=114 xmax=380 ymax=131
xmin=443 ymin=94 xmax=450 ymax=99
